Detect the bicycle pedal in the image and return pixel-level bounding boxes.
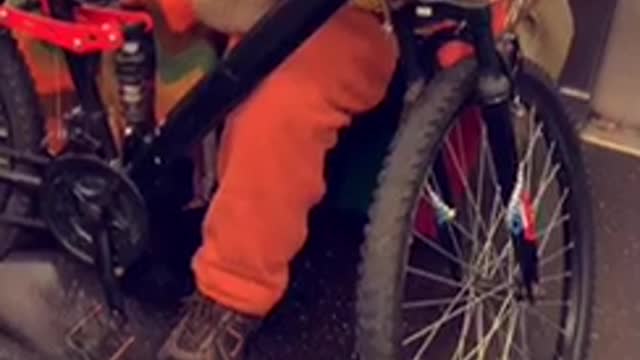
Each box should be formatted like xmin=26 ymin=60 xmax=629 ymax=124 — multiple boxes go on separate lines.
xmin=66 ymin=304 xmax=136 ymax=360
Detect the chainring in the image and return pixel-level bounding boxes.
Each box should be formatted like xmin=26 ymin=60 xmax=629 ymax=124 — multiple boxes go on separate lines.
xmin=41 ymin=155 xmax=148 ymax=269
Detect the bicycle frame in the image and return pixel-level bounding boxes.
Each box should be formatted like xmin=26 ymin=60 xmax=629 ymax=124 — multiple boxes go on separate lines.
xmin=0 ymin=0 xmax=514 ymax=203
xmin=0 ymin=0 xmax=535 ymax=320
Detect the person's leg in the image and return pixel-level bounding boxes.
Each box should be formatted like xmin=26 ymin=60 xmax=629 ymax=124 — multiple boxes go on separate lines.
xmin=160 ymin=6 xmax=397 ymax=360
xmin=195 ymin=6 xmax=398 ymax=316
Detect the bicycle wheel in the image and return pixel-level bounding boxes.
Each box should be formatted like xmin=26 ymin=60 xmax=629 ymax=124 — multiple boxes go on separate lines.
xmin=0 ymin=31 xmax=45 ymax=257
xmin=356 ymin=59 xmax=593 ymax=360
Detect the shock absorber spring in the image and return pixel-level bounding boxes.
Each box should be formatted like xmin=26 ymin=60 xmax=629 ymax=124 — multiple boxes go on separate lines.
xmin=115 ymin=23 xmax=155 ymax=158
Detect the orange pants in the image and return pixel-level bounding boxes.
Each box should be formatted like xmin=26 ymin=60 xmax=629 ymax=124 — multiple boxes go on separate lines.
xmin=189 ymin=7 xmax=398 ymax=316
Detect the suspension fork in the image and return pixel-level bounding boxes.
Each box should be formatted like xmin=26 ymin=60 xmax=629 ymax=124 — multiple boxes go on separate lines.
xmin=467 ymin=7 xmax=538 ymax=299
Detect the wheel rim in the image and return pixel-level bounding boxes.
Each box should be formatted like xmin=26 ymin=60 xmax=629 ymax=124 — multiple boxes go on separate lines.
xmin=400 ymin=99 xmax=582 ymax=359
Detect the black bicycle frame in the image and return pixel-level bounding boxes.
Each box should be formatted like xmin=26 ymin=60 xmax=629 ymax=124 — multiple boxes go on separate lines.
xmin=1 ymin=0 xmax=532 ymax=315
xmin=45 ymin=0 xmax=517 ymax=209
xmin=0 ymin=1 xmax=524 ymax=241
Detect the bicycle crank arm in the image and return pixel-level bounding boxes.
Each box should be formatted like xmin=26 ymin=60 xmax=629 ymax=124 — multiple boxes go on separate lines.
xmin=95 ymin=228 xmax=128 ymax=324
xmin=0 ymin=144 xmax=48 ymax=189
xmin=0 ymin=144 xmax=51 ymax=166
xmin=0 ymin=167 xmax=42 ymax=189
xmin=0 ymin=213 xmax=48 ymax=231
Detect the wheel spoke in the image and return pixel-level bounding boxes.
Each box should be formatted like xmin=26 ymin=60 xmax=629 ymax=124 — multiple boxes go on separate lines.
xmin=412 ymin=230 xmax=480 ymax=278
xmin=461 ymin=293 xmax=515 ymax=360
xmin=477 ymin=201 xmax=510 ymax=278
xmin=510 ymin=341 xmax=529 ymax=360
xmin=500 ymin=300 xmax=520 ymax=360
xmin=537 ymin=190 xmax=570 ymax=254
xmin=537 ymin=213 xmax=570 ymax=253
xmin=445 ymin=220 xmax=478 ymax=249
xmin=521 ymin=119 xmax=543 ymax=196
xmin=473 ymin=125 xmax=502 ymax=272
xmin=452 ymin=294 xmax=475 ymax=360
xmin=406 ymin=266 xmax=466 ymax=289
xmin=402 ymin=297 xmax=465 ymax=310
xmin=518 ymin=304 xmax=531 ymax=359
xmin=404 ymin=281 xmax=511 ymax=347
xmin=444 ymin=136 xmax=491 ymax=236
xmin=406 ymin=277 xmax=476 ymax=352
xmin=461 ymin=175 xmax=507 ymax=278
xmin=489 ymin=301 xmax=530 ymax=360
xmin=483 ymin=190 xmax=510 ymax=278
xmin=455 ymin=125 xmax=472 ymax=223
xmin=524 ymin=304 xmax=570 ymax=337
xmin=475 ymin=126 xmax=488 ymax=222
xmin=487 ymin=237 xmax=513 ymax=280
xmin=481 ymin=297 xmax=529 ymax=360
xmin=474 ymin=289 xmax=487 ymax=359
xmin=533 ymin=163 xmax=561 ymax=210
xmin=539 ymin=242 xmax=574 ymax=267
xmin=538 ymin=271 xmax=571 ymax=285
xmin=534 ymin=141 xmax=557 ymax=200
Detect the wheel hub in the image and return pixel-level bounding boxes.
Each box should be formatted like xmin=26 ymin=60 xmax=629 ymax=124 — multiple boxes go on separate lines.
xmin=41 ymin=155 xmax=148 ymax=270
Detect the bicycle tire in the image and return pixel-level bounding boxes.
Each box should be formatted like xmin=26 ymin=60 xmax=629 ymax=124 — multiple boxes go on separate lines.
xmin=0 ymin=31 xmax=45 ymax=258
xmin=356 ymin=59 xmax=594 ymax=360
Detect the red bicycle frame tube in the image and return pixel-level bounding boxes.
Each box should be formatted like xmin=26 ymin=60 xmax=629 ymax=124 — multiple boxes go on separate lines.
xmin=0 ymin=3 xmax=152 ymax=54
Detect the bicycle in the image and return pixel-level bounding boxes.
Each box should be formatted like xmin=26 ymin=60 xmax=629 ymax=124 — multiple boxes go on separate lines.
xmin=0 ymin=0 xmax=593 ymax=359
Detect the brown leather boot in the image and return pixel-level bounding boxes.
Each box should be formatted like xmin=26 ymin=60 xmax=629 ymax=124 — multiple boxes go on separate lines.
xmin=158 ymin=292 xmax=261 ymax=360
